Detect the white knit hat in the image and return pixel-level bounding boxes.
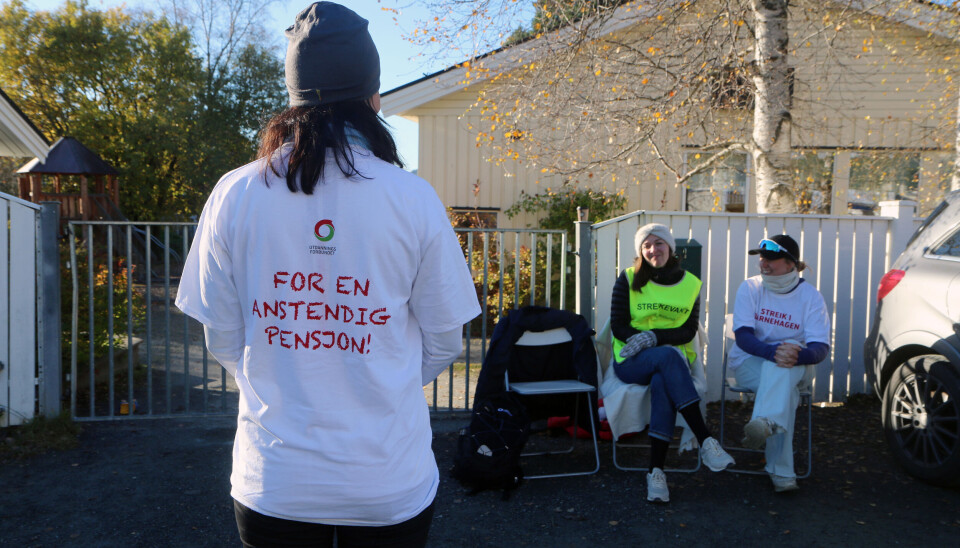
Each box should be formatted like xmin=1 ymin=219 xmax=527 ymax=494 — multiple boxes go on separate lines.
xmin=634 ymin=223 xmax=676 ymax=257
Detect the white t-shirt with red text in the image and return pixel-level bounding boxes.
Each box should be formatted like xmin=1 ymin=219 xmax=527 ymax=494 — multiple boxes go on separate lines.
xmin=727 ymin=276 xmax=831 ymax=370
xmin=176 ymin=145 xmax=480 ymax=526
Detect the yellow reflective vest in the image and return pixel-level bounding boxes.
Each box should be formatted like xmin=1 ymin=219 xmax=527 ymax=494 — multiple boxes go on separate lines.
xmin=612 ymin=267 xmax=701 ymax=364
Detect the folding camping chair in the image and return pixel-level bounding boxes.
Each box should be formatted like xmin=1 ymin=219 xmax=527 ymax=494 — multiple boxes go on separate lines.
xmin=596 ymin=319 xmax=704 ymax=473
xmin=506 ymin=326 xmax=601 ymax=479
xmin=719 ymin=314 xmax=813 ymax=478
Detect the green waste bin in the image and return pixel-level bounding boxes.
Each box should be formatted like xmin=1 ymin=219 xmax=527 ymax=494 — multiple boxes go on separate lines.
xmin=674 ymin=238 xmax=701 ymax=279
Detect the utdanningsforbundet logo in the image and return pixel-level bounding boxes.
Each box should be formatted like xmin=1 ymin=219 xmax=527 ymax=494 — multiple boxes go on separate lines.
xmin=309 ymin=219 xmax=337 ymax=255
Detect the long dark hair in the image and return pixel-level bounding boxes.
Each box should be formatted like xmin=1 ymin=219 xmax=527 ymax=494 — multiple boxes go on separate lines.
xmin=631 ymin=254 xmax=680 ymax=293
xmin=257 ymin=99 xmax=403 ymax=194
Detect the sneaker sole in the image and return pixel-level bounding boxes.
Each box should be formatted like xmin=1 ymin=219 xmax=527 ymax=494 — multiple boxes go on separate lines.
xmin=647 ymin=495 xmax=670 ymax=503
xmin=703 ymin=456 xmax=735 ymax=472
xmin=773 ymin=482 xmax=799 ymax=493
xmin=742 ymin=421 xmax=773 ymax=450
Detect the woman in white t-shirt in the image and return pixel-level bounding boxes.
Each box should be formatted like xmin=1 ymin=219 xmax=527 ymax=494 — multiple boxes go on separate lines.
xmin=728 ymin=234 xmax=831 ymax=493
xmin=176 ymin=3 xmax=479 ymax=546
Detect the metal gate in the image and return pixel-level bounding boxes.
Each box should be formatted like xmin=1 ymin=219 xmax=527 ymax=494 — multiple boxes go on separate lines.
xmin=66 ymin=221 xmax=570 ymax=420
xmin=67 ymin=221 xmax=233 ymax=421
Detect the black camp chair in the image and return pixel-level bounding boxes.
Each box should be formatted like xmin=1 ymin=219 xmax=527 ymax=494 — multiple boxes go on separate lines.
xmin=475 ymin=306 xmax=601 ymax=479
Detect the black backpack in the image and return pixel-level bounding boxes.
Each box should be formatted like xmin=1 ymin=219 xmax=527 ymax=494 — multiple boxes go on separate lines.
xmin=451 ymin=391 xmax=530 ymax=499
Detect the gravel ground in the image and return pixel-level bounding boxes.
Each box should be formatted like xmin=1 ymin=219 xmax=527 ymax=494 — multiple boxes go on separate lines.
xmin=2 ymin=395 xmax=958 ymax=547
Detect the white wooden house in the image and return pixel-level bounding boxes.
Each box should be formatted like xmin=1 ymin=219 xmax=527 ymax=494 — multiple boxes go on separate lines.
xmin=0 ymin=87 xmax=47 ymax=162
xmin=382 ymin=0 xmax=960 ymax=228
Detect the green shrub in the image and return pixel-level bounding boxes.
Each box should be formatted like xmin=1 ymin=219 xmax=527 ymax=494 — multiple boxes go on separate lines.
xmin=61 ymin=237 xmax=146 ymax=367
xmin=504 ymin=186 xmax=627 ymax=240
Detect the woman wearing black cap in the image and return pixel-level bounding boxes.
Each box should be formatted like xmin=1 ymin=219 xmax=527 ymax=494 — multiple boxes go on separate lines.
xmin=727 ymin=234 xmax=831 ymax=492
xmin=176 ymin=2 xmax=480 ymax=545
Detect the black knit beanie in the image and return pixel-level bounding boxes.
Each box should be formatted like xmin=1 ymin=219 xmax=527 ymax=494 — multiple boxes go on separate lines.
xmin=284 ymin=2 xmax=381 ymax=107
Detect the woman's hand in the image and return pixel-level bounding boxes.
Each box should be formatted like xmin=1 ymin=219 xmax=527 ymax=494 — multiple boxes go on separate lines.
xmin=619 ymin=331 xmax=657 ymax=359
xmin=774 ymin=342 xmax=802 ymax=368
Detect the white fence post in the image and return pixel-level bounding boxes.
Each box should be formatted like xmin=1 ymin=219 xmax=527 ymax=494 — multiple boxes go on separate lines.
xmin=1 ymin=193 xmax=40 ymax=426
xmin=879 ymin=200 xmax=918 ymax=270
xmin=575 ymin=211 xmax=594 ymax=327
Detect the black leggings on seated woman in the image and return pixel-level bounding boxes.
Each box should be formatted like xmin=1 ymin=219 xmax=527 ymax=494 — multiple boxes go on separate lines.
xmin=649 ymin=403 xmax=711 ymax=471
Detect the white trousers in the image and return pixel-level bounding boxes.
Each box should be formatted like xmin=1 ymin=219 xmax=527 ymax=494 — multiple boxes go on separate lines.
xmin=733 ymin=356 xmax=813 ymax=478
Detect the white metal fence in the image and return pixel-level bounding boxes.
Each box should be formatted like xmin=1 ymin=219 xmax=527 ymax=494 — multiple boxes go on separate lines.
xmin=58 ymin=200 xmax=921 ymax=420
xmin=587 ymin=200 xmax=919 ymax=403
xmin=1 ymin=193 xmax=40 ymax=426
xmin=65 ymin=221 xmax=570 ymax=419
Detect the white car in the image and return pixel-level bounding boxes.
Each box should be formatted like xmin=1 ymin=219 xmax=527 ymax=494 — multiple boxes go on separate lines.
xmin=864 ymin=191 xmax=960 ymax=483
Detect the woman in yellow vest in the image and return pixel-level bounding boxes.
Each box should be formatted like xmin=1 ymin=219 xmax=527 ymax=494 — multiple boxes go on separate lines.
xmin=610 ymin=223 xmax=734 ymax=503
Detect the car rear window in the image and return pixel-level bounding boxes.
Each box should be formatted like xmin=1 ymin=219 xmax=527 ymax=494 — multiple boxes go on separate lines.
xmin=931 ymin=227 xmax=960 ymax=257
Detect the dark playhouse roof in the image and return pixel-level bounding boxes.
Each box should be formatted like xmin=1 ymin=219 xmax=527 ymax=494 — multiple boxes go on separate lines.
xmin=16 ymin=136 xmax=117 ymax=176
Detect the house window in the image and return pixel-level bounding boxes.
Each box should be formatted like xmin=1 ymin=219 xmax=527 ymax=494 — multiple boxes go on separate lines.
xmin=449 ymin=207 xmax=498 ymax=229
xmin=792 ymin=151 xmax=834 ymax=214
xmin=848 ymin=151 xmax=919 ymax=215
xmin=684 ymin=151 xmax=748 ymax=213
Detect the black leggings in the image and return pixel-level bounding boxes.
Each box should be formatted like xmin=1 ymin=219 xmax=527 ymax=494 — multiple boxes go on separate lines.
xmin=234 ymin=499 xmax=435 ymax=548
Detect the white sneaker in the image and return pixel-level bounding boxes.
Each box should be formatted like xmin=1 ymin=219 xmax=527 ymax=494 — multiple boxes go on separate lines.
xmin=770 ymin=473 xmax=799 ymax=492
xmin=646 ymin=467 xmax=669 ymax=503
xmin=700 ymin=436 xmax=735 ymax=471
xmin=742 ymin=417 xmax=776 ymax=450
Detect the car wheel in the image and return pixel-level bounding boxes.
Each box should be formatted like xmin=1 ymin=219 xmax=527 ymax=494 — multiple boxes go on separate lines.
xmin=882 ymin=354 xmax=960 ymax=483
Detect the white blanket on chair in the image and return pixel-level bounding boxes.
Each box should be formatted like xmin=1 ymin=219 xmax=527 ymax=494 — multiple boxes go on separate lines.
xmin=597 ymin=321 xmax=708 ymax=453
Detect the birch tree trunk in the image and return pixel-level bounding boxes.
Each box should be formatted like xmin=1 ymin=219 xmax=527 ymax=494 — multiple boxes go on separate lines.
xmin=953 ymin=91 xmax=960 ymax=192
xmin=751 ymin=0 xmax=796 ymax=213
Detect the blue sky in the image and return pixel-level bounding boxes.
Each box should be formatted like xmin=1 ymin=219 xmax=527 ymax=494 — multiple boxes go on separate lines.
xmin=26 ymin=0 xmax=527 ymax=171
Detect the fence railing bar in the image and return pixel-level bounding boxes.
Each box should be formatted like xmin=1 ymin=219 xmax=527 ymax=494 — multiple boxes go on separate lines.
xmin=107 ymin=227 xmax=115 ymax=417
xmin=182 ymin=226 xmax=190 ymax=412
xmin=69 ymin=224 xmax=78 ymax=418
xmin=480 ymin=233 xmax=489 ymax=364
xmin=497 ymin=231 xmax=504 ymax=320
xmin=164 ymin=225 xmax=172 ymax=414
xmin=545 ymin=233 xmax=553 ymax=308
xmin=202 ymin=329 xmax=209 ymax=413
xmin=560 ymin=233 xmax=568 ymax=310
xmin=529 ymin=233 xmax=537 ymax=306
xmin=71 ymin=412 xmax=233 ymax=423
xmin=87 ymin=225 xmax=95 ymax=417
xmin=454 ymin=227 xmax=565 ymax=234
xmin=221 ymin=355 xmax=227 ymax=413
xmin=462 ymin=231 xmax=475 ymax=413
xmin=69 ymin=221 xmax=197 ymax=226
xmin=146 ymin=225 xmax=153 ymax=416
xmin=126 ymin=225 xmax=134 ymax=413
xmin=513 ymin=232 xmax=520 ymax=307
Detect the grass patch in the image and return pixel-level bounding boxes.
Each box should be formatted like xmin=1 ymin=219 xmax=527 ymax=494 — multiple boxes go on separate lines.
xmin=448 ymin=361 xmax=483 ymax=375
xmin=0 ymin=411 xmax=82 ymax=462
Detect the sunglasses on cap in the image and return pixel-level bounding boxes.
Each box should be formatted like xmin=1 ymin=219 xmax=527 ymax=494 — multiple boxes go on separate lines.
xmin=756 ymin=239 xmax=797 ymax=262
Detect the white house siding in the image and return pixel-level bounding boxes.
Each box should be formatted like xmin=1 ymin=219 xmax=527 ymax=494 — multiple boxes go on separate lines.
xmin=789 ymin=9 xmax=959 ymax=214
xmin=403 ymin=3 xmax=959 ymax=227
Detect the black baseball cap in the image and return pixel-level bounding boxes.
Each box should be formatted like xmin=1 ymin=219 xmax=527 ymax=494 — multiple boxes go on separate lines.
xmin=748 ymin=234 xmax=799 ymax=263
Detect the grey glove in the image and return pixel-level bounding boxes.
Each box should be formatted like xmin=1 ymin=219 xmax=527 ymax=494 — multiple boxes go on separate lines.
xmin=619 ymin=330 xmax=658 ymax=359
